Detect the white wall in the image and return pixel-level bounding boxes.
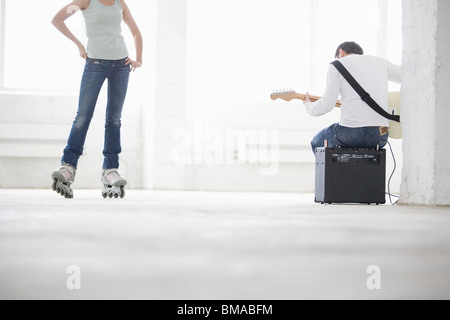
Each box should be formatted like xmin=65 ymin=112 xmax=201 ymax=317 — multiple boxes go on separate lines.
xmin=0 ymin=93 xmax=76 ymax=188
xmin=401 ymin=0 xmax=450 ymax=205
xmin=0 ymin=90 xmax=144 ymax=190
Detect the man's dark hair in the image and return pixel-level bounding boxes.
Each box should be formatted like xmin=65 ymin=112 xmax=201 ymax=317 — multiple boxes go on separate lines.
xmin=335 ymin=42 xmax=364 ymax=58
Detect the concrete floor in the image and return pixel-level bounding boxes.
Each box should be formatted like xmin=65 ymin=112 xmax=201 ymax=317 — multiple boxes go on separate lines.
xmin=0 ymin=189 xmax=449 ymax=300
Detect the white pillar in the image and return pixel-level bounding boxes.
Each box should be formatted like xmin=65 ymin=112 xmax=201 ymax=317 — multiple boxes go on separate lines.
xmin=433 ymin=0 xmax=450 ymax=204
xmin=401 ymin=0 xmax=450 ymax=205
xmin=0 ymin=0 xmax=6 ymax=89
xmin=152 ymin=0 xmax=187 ymax=189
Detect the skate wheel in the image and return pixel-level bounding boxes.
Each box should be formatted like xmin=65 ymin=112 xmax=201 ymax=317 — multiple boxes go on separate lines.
xmin=102 ymin=192 xmax=107 ymax=199
xmin=108 ymin=193 xmax=113 ymax=199
xmin=120 ymin=187 xmax=125 ymax=199
xmin=52 ymin=179 xmax=57 ymax=191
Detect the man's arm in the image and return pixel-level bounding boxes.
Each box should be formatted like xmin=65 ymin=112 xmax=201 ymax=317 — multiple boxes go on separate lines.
xmin=304 ymin=64 xmax=341 ymax=116
xmin=388 ymin=62 xmax=402 ymax=83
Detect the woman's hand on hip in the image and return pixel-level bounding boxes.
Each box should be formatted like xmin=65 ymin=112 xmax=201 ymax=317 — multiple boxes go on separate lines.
xmin=78 ymin=44 xmax=87 ymax=60
xmin=125 ymin=58 xmax=142 ymax=72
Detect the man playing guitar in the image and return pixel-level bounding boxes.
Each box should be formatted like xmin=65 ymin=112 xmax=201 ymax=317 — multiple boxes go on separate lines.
xmin=303 ymin=42 xmax=401 ymax=153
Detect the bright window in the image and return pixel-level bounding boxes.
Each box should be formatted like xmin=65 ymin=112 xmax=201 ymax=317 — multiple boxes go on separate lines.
xmin=1 ymin=0 xmax=147 ymax=93
xmin=186 ymin=0 xmax=312 ymax=126
xmin=3 ymin=0 xmax=85 ymax=93
xmin=1 ymin=0 xmax=402 ymax=95
xmin=186 ymin=0 xmax=403 ymax=128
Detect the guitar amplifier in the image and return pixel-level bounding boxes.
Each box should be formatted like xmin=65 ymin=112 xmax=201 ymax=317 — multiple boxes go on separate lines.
xmin=315 ymin=147 xmax=386 ymax=205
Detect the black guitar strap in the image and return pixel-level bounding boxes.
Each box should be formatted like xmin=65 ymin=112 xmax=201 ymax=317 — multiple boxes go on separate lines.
xmin=331 ymin=60 xmax=400 ymax=123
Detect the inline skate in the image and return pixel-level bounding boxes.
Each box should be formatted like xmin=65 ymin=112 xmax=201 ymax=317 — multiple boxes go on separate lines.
xmin=51 ymin=163 xmax=76 ymax=199
xmin=102 ymin=169 xmax=127 ymax=199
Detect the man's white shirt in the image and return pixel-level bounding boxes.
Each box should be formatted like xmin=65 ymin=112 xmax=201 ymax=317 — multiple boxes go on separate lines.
xmin=304 ymin=54 xmax=402 ymax=128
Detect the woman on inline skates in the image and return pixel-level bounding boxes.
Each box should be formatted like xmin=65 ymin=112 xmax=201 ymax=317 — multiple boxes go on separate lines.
xmin=50 ymin=0 xmax=143 ymax=198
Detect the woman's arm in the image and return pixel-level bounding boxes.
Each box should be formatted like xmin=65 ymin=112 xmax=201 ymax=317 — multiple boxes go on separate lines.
xmin=51 ymin=0 xmax=90 ymax=59
xmin=121 ymin=0 xmax=143 ymax=71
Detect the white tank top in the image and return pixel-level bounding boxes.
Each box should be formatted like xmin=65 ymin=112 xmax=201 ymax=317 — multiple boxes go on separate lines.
xmin=82 ymin=0 xmax=129 ymax=60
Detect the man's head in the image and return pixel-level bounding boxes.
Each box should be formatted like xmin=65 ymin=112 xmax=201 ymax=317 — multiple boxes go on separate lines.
xmin=335 ymin=42 xmax=364 ymax=59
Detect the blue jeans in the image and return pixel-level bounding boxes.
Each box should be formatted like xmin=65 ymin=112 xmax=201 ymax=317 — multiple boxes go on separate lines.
xmin=311 ymin=123 xmax=388 ymax=153
xmin=62 ymin=58 xmax=130 ymax=169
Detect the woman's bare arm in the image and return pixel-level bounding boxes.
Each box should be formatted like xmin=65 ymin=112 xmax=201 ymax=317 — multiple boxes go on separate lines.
xmin=121 ymin=0 xmax=143 ymax=71
xmin=51 ymin=0 xmax=90 ymax=59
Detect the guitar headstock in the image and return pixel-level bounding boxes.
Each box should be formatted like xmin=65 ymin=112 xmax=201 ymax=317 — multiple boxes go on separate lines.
xmin=270 ymin=89 xmax=298 ymax=102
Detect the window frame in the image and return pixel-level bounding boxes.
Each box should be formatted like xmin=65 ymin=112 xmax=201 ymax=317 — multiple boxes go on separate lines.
xmin=0 ymin=0 xmax=6 ymax=89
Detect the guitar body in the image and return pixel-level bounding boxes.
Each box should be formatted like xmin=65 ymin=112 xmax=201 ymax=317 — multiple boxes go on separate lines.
xmin=388 ymin=91 xmax=402 ymax=139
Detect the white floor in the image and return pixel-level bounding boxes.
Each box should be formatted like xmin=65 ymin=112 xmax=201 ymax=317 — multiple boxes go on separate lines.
xmin=0 ymin=189 xmax=450 ymax=300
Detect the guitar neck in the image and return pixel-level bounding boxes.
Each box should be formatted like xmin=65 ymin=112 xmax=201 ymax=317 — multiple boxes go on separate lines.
xmin=293 ymin=93 xmax=320 ymax=102
xmin=293 ymin=93 xmax=341 ymax=107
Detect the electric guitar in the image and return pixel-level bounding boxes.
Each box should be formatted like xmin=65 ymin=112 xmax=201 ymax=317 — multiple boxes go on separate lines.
xmin=270 ymin=89 xmax=402 ymax=139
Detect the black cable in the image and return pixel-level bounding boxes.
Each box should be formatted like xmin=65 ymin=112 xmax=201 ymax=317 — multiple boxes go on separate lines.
xmin=385 ymin=140 xmax=399 ymax=205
